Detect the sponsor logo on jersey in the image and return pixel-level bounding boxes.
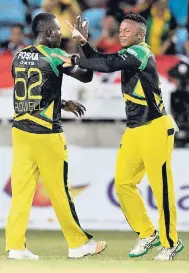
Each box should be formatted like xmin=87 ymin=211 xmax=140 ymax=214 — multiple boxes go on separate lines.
xmin=17 ymin=52 xmax=39 ymax=61
xmin=127 ymin=48 xmax=137 ymax=57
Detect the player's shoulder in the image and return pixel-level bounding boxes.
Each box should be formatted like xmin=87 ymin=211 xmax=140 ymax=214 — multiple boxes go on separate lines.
xmin=36 ymin=45 xmax=69 ymax=58
xmin=12 ymin=45 xmax=32 ymax=62
xmin=118 ymin=43 xmax=151 ymax=62
xmin=51 ymin=48 xmax=70 ymax=57
xmin=126 ymin=43 xmax=151 ymax=62
xmin=35 ymin=46 xmax=69 ymax=76
xmin=36 ymin=46 xmax=69 ymax=65
xmin=119 ymin=43 xmax=152 ymax=70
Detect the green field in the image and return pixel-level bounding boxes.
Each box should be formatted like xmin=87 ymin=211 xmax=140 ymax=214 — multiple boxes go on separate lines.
xmin=0 ymin=230 xmax=188 ymax=273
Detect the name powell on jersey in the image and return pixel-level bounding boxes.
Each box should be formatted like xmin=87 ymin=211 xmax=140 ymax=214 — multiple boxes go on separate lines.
xmin=17 ymin=52 xmax=39 ymax=61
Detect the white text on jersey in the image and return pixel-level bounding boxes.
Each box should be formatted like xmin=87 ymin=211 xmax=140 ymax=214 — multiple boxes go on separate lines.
xmin=17 ymin=52 xmax=39 ymax=61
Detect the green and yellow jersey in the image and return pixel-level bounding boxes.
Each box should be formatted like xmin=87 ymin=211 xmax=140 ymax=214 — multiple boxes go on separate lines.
xmin=75 ymin=42 xmax=166 ymax=128
xmin=12 ymin=45 xmax=92 ymax=133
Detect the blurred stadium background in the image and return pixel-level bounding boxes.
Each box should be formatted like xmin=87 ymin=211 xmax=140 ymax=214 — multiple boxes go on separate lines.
xmin=0 ymin=0 xmax=189 ymax=271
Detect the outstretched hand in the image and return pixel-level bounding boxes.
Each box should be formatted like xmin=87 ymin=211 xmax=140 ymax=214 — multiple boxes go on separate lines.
xmin=51 ymin=53 xmax=72 ymax=67
xmin=74 ymin=15 xmax=89 ymax=41
xmin=62 ymin=100 xmax=86 ymax=117
xmin=65 ymin=17 xmax=88 ymax=45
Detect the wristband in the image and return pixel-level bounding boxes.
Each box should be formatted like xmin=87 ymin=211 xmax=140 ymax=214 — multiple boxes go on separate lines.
xmin=71 ymin=55 xmax=78 ymax=66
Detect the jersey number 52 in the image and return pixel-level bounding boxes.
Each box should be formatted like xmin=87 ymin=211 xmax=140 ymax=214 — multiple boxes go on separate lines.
xmin=14 ymin=67 xmax=42 ymax=101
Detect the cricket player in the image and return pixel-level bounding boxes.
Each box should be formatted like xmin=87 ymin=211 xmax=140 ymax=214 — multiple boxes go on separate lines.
xmin=53 ymin=14 xmax=184 ymax=260
xmin=6 ymin=12 xmax=107 ymax=260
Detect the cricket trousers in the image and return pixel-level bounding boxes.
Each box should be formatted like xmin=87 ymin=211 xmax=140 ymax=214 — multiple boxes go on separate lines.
xmin=6 ymin=127 xmax=92 ymax=251
xmin=115 ymin=115 xmax=178 ymax=248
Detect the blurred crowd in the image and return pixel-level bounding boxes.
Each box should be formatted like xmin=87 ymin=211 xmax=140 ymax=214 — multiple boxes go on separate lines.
xmin=0 ymin=0 xmax=188 ymax=56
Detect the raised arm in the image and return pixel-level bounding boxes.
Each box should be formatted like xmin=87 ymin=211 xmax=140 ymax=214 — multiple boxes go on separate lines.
xmin=64 ymin=18 xmax=141 ymax=72
xmin=53 ymin=18 xmax=150 ymax=73
xmin=59 ymin=16 xmax=93 ymax=82
xmin=79 ymin=42 xmax=105 ymax=58
xmin=53 ymin=45 xmax=147 ymax=74
xmin=73 ymin=43 xmax=141 ymax=73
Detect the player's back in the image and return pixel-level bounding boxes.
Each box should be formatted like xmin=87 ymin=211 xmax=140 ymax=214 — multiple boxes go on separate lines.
xmin=12 ymin=45 xmax=66 ymax=133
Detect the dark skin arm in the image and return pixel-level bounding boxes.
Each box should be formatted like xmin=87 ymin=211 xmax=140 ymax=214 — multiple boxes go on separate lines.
xmin=61 ymin=99 xmax=86 ymax=117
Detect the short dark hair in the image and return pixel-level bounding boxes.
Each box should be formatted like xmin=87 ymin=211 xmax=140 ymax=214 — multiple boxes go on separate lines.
xmin=13 ymin=24 xmax=24 ymax=32
xmin=32 ymin=12 xmax=56 ymax=38
xmin=123 ymin=13 xmax=147 ymax=26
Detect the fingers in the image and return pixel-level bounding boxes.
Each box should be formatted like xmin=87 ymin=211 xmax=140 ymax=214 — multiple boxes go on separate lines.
xmin=77 ymin=103 xmax=86 ymax=111
xmin=85 ymin=20 xmax=89 ymax=32
xmin=75 ymin=103 xmax=86 ymax=117
xmin=52 ymin=53 xmax=72 ymax=67
xmin=65 ymin=20 xmax=75 ymax=32
xmin=75 ymin=16 xmax=79 ymax=29
xmin=82 ymin=19 xmax=88 ymax=29
xmin=72 ymin=111 xmax=79 ymax=118
xmin=75 ymin=107 xmax=84 ymax=117
xmin=51 ymin=53 xmax=62 ymax=59
xmin=75 ymin=15 xmax=88 ymax=31
xmin=77 ymin=108 xmax=84 ymax=117
xmin=51 ymin=53 xmax=67 ymax=62
xmin=71 ymin=29 xmax=80 ymax=38
xmin=62 ymin=63 xmax=72 ymax=68
xmin=78 ymin=15 xmax=82 ymax=28
xmin=76 ymin=15 xmax=82 ymax=30
xmin=73 ymin=110 xmax=79 ymax=117
xmin=66 ymin=101 xmax=86 ymax=118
